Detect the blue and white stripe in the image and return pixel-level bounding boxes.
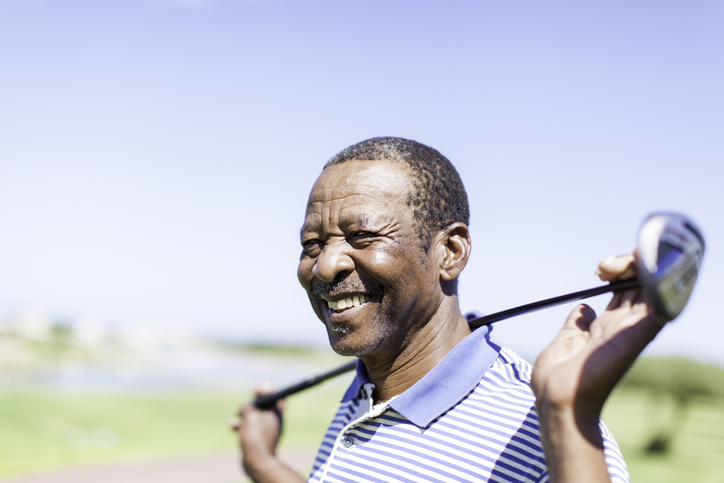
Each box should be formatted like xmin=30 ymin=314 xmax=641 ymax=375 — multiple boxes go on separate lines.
xmin=308 ymin=326 xmax=629 ymax=482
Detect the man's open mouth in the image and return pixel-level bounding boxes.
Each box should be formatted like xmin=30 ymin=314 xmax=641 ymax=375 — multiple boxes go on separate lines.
xmin=325 ymin=294 xmax=371 ymax=311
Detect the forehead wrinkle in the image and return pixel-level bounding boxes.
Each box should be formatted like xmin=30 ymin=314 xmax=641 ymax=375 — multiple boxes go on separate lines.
xmin=300 ymin=160 xmax=414 ymax=239
xmin=306 ymin=189 xmax=404 ymax=226
xmin=306 ymin=187 xmax=394 ymax=216
xmin=300 ymin=194 xmax=398 ymax=239
xmin=311 ymin=163 xmax=413 ymax=201
xmin=307 ymin=185 xmax=392 ymax=204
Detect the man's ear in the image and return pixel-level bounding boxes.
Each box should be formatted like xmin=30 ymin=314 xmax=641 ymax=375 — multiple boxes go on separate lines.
xmin=437 ymin=222 xmax=472 ymax=282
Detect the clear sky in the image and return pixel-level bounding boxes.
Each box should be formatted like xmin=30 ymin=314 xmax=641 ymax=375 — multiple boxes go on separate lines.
xmin=1 ymin=0 xmax=722 ymax=364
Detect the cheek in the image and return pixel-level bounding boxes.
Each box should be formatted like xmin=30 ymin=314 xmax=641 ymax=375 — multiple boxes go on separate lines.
xmin=369 ymin=246 xmax=422 ymax=282
xmin=297 ymin=259 xmax=314 ymax=289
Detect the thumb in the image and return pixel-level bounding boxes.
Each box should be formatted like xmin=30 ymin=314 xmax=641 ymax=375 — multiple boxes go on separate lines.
xmin=562 ymin=304 xmax=597 ymax=333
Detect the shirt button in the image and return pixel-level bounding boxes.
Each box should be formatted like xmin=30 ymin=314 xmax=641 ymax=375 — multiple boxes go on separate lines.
xmin=342 ymin=435 xmax=356 ymax=448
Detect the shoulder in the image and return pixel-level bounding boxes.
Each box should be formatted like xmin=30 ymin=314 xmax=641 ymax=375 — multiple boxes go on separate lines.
xmin=476 ymin=346 xmax=537 ymax=402
xmin=455 ymin=344 xmax=541 ymax=424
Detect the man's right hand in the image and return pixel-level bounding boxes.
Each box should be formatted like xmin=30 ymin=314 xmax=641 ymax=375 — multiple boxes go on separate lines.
xmin=231 ymin=385 xmax=305 ymax=483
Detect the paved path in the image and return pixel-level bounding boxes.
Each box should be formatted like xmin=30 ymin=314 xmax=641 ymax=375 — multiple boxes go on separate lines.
xmin=0 ymin=450 xmax=315 ymax=483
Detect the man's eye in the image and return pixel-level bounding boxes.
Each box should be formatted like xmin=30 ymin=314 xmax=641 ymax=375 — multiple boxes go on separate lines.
xmin=348 ymin=231 xmax=376 ymax=244
xmin=301 ymin=239 xmax=323 ymax=254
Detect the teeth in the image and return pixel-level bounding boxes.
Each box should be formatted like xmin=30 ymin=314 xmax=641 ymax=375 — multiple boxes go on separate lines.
xmin=327 ymin=294 xmax=370 ymax=311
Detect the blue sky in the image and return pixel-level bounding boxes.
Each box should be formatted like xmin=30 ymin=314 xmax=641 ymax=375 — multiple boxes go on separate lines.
xmin=1 ymin=0 xmax=722 ymax=364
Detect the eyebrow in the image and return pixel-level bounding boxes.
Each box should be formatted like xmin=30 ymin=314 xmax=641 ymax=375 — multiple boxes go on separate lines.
xmin=298 ymin=214 xmax=375 ymax=240
xmin=299 ymin=224 xmax=312 ymax=240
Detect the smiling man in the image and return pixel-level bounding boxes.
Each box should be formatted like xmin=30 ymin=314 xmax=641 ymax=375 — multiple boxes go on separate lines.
xmin=234 ymin=137 xmax=664 ymax=483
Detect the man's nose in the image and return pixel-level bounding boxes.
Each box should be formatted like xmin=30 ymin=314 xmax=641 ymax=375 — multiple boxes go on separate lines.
xmin=312 ymin=240 xmax=354 ymax=283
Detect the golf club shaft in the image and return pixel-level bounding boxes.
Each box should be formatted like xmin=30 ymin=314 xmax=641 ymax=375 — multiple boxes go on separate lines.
xmin=253 ymin=278 xmax=639 ymax=409
xmin=468 ymin=278 xmax=639 ymax=329
xmin=253 ymin=360 xmax=357 ymax=409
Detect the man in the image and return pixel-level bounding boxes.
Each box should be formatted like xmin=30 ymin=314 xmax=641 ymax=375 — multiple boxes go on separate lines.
xmin=234 ymin=137 xmax=663 ymax=482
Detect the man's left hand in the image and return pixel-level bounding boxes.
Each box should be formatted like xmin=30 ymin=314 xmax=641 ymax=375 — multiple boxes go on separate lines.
xmin=530 ymin=254 xmax=664 ymax=483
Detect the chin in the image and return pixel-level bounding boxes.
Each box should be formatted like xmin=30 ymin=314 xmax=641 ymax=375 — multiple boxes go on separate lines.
xmin=327 ymin=329 xmax=388 ymax=358
xmin=328 ymin=332 xmax=363 ymax=357
xmin=330 ymin=344 xmax=362 ymax=357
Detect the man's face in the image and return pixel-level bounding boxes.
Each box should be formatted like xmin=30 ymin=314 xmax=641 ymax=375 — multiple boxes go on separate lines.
xmin=297 ymin=159 xmax=444 ymax=358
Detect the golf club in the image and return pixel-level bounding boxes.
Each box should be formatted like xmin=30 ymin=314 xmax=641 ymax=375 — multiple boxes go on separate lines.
xmin=253 ymin=213 xmax=705 ymax=410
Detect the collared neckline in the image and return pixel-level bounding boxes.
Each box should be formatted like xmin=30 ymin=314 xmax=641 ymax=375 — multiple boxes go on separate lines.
xmin=340 ymin=324 xmax=501 ymax=428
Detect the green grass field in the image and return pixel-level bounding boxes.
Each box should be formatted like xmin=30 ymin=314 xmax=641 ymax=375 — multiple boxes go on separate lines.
xmin=602 ymin=389 xmax=724 ymax=483
xmin=0 ymin=387 xmax=340 ymax=478
xmin=0 ymin=385 xmax=722 ymax=481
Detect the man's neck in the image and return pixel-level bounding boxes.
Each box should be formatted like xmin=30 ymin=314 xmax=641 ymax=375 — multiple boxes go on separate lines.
xmin=360 ymin=305 xmax=471 ymax=404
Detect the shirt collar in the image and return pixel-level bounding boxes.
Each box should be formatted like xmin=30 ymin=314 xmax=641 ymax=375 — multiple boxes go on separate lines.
xmin=341 ymin=324 xmax=501 ymax=428
xmin=341 ymin=358 xmax=370 ymax=402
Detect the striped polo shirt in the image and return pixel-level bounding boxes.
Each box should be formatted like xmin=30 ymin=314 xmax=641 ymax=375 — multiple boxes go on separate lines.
xmin=308 ymin=325 xmax=629 ymax=482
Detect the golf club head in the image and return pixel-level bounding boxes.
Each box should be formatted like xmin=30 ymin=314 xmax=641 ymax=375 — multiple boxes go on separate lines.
xmin=636 ymin=213 xmax=705 ymax=322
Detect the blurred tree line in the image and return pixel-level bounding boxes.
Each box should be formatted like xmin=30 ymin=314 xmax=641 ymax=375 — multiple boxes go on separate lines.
xmin=621 ymin=357 xmax=724 ymax=454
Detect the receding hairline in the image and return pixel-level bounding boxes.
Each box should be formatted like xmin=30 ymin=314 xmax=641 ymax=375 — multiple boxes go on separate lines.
xmin=321 ymin=136 xmax=470 ymax=251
